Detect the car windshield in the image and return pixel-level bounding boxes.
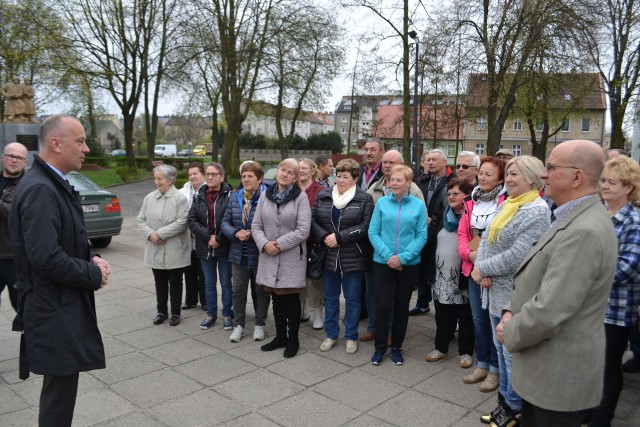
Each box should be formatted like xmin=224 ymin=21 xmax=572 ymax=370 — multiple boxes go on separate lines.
xmin=65 ymin=172 xmax=102 ymax=191
xmin=263 ymin=168 xmax=277 ymax=180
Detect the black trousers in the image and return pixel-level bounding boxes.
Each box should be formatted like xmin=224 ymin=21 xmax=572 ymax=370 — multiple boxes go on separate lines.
xmin=39 ymin=373 xmax=79 ymax=427
xmin=521 ymin=400 xmax=589 ymax=427
xmin=0 ymin=259 xmax=18 ymax=311
xmin=152 ymin=268 xmax=183 ymax=316
xmin=272 ymin=293 xmax=301 ymax=344
xmin=183 ymin=250 xmax=206 ymax=307
xmin=373 ymin=262 xmax=418 ymax=353
xmin=433 ymin=300 xmax=474 ymax=355
xmin=587 ymin=324 xmax=631 ymax=427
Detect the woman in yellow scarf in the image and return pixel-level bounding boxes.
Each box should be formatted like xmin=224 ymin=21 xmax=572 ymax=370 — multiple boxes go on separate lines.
xmin=471 ymin=156 xmax=551 ymax=427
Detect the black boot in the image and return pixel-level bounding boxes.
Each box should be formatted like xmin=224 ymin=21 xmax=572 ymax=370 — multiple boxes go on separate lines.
xmin=283 ymin=294 xmax=301 ymax=358
xmin=261 ymin=294 xmax=288 ymax=351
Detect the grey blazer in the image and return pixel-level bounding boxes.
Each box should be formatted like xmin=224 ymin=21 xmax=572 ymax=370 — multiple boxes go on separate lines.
xmin=503 ymin=196 xmax=617 ymax=412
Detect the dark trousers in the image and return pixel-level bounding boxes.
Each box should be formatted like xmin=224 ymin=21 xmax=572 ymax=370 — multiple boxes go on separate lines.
xmin=521 ymin=399 xmax=589 ymax=427
xmin=588 ymin=324 xmax=631 ymax=427
xmin=434 ymin=300 xmax=474 ymax=355
xmin=415 ymin=244 xmax=434 ymax=307
xmin=183 ymin=250 xmax=206 ymax=307
xmin=0 ymin=259 xmax=18 ymax=310
xmin=39 ymin=373 xmax=80 ymax=427
xmin=152 ymin=268 xmax=183 ymax=316
xmin=272 ymin=293 xmax=301 ymax=344
xmin=373 ymin=262 xmax=418 ymax=353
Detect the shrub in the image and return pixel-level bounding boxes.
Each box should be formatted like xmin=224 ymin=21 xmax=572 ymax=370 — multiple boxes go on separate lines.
xmin=114 ymin=166 xmax=140 ymax=182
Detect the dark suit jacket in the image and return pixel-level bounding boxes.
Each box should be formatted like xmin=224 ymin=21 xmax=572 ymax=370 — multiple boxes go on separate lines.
xmin=503 ymin=196 xmax=617 ymax=412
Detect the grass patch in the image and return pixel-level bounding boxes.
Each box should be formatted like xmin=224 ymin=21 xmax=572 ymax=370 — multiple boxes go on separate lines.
xmin=81 ymin=168 xmax=151 ymax=187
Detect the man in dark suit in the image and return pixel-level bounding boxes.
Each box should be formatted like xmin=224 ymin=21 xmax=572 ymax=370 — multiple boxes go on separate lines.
xmin=497 ymin=139 xmax=617 ymax=427
xmin=10 ymin=115 xmax=111 ymax=426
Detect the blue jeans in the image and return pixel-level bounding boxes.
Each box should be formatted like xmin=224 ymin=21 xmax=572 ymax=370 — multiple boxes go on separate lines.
xmin=490 ymin=315 xmax=521 ymax=411
xmin=323 ymin=269 xmax=362 ymax=341
xmin=468 ymin=276 xmax=498 ymax=373
xmin=200 ymin=255 xmax=233 ymax=318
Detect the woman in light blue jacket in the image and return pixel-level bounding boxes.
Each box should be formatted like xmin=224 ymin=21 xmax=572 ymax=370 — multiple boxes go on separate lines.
xmin=368 ymin=165 xmax=428 ymax=366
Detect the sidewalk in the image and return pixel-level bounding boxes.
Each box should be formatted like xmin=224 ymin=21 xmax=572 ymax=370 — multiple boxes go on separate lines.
xmin=0 ymin=215 xmax=638 ymax=426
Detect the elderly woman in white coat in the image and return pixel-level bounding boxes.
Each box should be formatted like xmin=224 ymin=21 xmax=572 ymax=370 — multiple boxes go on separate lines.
xmin=252 ymin=158 xmax=311 ymax=359
xmin=138 ymin=164 xmax=191 ymax=327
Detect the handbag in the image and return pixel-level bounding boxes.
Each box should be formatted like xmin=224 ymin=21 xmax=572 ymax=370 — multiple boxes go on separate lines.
xmin=306 ymin=244 xmax=327 ymax=280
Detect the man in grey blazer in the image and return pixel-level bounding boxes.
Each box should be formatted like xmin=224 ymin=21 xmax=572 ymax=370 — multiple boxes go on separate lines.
xmin=496 ymin=140 xmax=618 ymax=426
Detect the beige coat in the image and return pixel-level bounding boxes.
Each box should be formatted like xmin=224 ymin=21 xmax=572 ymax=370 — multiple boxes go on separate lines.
xmin=503 ymin=196 xmax=618 ymax=412
xmin=137 ymin=186 xmax=191 ymax=270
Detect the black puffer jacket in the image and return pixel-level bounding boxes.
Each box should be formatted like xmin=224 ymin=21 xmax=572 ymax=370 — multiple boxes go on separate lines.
xmin=311 ymin=187 xmax=374 ymax=273
xmin=188 ymin=182 xmax=232 ymax=258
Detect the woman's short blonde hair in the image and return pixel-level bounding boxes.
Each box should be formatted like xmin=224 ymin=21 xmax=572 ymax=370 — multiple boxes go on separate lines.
xmin=298 ymin=158 xmax=318 ymax=180
xmin=278 ymin=158 xmax=300 ymax=177
xmin=505 ymin=155 xmax=545 ymax=191
xmin=390 ymin=165 xmax=413 ymax=182
xmin=603 ymin=156 xmax=640 ymax=203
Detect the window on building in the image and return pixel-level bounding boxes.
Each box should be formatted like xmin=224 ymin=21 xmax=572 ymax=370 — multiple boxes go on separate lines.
xmin=582 ymin=118 xmax=590 ymax=132
xmin=512 ymin=145 xmax=521 ymax=156
xmin=564 ymin=94 xmax=572 ymax=101
xmin=535 ymin=123 xmax=544 ymax=132
xmin=477 ymin=117 xmax=486 ymax=131
xmin=341 ymin=127 xmax=346 ymax=134
xmin=341 ymin=116 xmax=347 ymax=122
xmin=513 ymin=118 xmax=522 ymax=131
xmin=499 ymin=144 xmax=504 ymax=150
xmin=561 ymin=119 xmax=570 ymax=132
xmin=476 ymin=144 xmax=485 ymax=155
xmin=446 ymin=143 xmax=456 ymax=157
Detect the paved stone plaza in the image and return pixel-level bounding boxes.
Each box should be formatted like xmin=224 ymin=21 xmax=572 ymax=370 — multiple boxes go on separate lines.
xmin=0 ymin=180 xmax=638 ymax=426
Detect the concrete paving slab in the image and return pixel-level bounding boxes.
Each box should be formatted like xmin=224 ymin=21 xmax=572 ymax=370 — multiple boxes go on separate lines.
xmin=0 ymin=408 xmax=38 ymax=426
xmin=142 ymin=338 xmax=220 ymax=366
xmin=312 ymin=369 xmax=405 ymax=412
xmin=101 ymin=336 xmax=137 ymax=358
xmin=174 ymin=352 xmax=258 ymax=386
xmin=90 ymin=352 xmax=165 ymax=385
xmin=413 ymin=368 xmax=494 ymax=408
xmin=72 ymin=388 xmax=137 ymax=427
xmin=360 ymin=353 xmax=443 ymax=387
xmin=95 ymin=303 xmax=136 ymax=322
xmin=116 ymin=324 xmax=188 ymax=350
xmin=99 ymin=313 xmax=154 ymax=336
xmin=220 ymin=411 xmax=281 ymax=427
xmin=342 ymin=413 xmax=394 ymax=426
xmin=146 ymin=389 xmax=250 ymax=426
xmin=213 ymin=368 xmax=305 ymax=410
xmin=259 ymin=389 xmax=360 ymax=427
xmin=110 ymin=368 xmax=203 ymax=409
xmin=92 ymin=411 xmax=165 ymax=427
xmin=0 ymin=385 xmax=29 ymax=415
xmin=267 ymin=352 xmax=350 ymax=387
xmin=368 ymin=388 xmax=467 ymax=426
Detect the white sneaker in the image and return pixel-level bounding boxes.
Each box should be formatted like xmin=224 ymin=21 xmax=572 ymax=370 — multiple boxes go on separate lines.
xmin=301 ymin=300 xmax=310 ymax=321
xmin=253 ymin=325 xmax=265 ymax=341
xmin=319 ymin=338 xmax=336 ymax=352
xmin=345 ymin=340 xmax=357 ymax=354
xmin=313 ymin=307 xmax=324 ymax=330
xmin=229 ymin=325 xmax=245 ymax=342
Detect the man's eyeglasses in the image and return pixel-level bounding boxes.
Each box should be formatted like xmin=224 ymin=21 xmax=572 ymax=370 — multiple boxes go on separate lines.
xmin=456 ymin=164 xmax=475 ymax=170
xmin=205 ymin=172 xmax=221 ymax=177
xmin=3 ymin=154 xmax=27 ymax=161
xmin=545 ymin=163 xmax=579 ymax=172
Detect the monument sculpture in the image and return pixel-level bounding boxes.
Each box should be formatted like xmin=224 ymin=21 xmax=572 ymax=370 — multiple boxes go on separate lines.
xmin=0 ymin=76 xmax=38 ymax=123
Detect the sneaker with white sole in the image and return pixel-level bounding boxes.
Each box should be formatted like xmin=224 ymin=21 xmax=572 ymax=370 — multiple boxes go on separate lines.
xmin=253 ymin=325 xmax=265 ymax=341
xmin=459 ymin=354 xmax=473 ymax=368
xmin=319 ymin=338 xmax=336 ymax=352
xmin=229 ymin=325 xmax=245 ymax=342
xmin=312 ymin=307 xmax=324 ymax=330
xmin=345 ymin=340 xmax=357 ymax=354
xmin=425 ymin=349 xmax=448 ymax=362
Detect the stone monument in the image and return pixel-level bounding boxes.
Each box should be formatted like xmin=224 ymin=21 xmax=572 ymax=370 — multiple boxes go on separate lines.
xmin=0 ymin=75 xmax=40 ymax=160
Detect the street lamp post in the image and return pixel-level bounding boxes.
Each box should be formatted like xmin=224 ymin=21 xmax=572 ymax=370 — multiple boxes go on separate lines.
xmin=408 ymin=30 xmax=419 ymax=174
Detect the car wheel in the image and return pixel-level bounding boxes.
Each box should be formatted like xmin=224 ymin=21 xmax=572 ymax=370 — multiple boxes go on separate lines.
xmin=90 ymin=237 xmax=112 ymax=248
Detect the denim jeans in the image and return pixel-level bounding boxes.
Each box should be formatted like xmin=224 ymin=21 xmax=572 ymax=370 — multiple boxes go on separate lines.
xmin=468 ymin=276 xmax=498 ymax=373
xmin=200 ymin=255 xmax=233 ymax=318
xmin=231 ymin=259 xmax=270 ymax=327
xmin=323 ymin=269 xmax=362 ymax=341
xmin=490 ymin=315 xmax=521 ymax=411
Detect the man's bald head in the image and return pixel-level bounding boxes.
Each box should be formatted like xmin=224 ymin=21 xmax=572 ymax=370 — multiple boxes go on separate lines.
xmin=2 ymin=142 xmax=29 ymax=178
xmin=562 ymin=139 xmax=605 ymax=189
xmin=381 ymin=150 xmax=404 ymax=178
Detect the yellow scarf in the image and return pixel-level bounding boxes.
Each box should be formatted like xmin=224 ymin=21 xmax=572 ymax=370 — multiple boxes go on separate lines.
xmin=488 ymin=190 xmax=539 ymax=243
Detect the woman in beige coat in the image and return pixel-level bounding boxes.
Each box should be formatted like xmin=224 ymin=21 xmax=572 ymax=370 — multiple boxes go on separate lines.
xmin=138 ymin=165 xmax=191 ymax=326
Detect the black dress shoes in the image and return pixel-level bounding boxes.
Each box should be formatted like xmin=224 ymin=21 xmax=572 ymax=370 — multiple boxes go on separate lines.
xmin=153 ymin=313 xmax=166 ymax=325
xmin=169 ymin=315 xmax=181 ymax=326
xmin=181 ymin=304 xmax=196 ymax=310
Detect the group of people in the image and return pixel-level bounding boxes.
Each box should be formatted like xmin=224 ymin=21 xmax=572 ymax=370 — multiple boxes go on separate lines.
xmin=3 ymin=112 xmax=639 ymax=427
